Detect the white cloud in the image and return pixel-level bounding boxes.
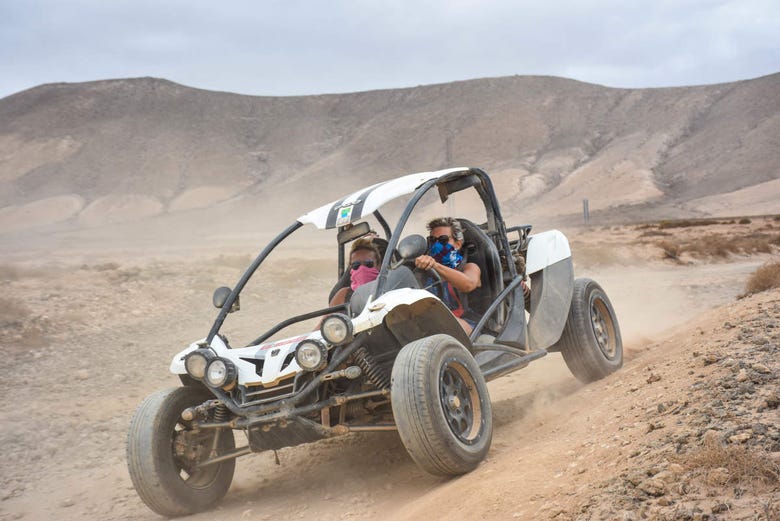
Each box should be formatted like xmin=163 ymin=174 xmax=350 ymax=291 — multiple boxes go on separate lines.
xmin=0 ymin=0 xmax=777 ymax=98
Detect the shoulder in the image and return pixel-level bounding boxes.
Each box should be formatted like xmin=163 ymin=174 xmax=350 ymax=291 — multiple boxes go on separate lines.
xmin=462 ymin=261 xmax=481 ymax=274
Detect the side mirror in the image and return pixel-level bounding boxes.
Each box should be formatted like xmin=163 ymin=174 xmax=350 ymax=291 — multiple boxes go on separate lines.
xmin=213 ymin=286 xmax=240 ymax=313
xmin=397 ymin=234 xmax=427 ymax=261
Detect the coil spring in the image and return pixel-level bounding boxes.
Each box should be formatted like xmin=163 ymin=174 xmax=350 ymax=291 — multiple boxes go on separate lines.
xmin=213 ymin=403 xmax=229 ymax=423
xmin=354 ymin=347 xmax=390 ymax=390
xmin=346 ymin=401 xmax=368 ymax=419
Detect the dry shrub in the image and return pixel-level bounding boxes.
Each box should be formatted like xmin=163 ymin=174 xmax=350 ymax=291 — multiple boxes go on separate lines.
xmin=738 ymin=217 xmax=752 ymax=224
xmin=679 ymin=434 xmax=779 ymax=486
xmin=658 ymin=218 xmax=721 ymax=229
xmin=656 ymin=239 xmax=681 ymax=260
xmin=0 ymin=298 xmax=48 ymax=349
xmin=658 ymin=232 xmax=780 ymax=260
xmin=639 ymin=230 xmax=671 ymax=238
xmin=744 ymin=261 xmax=780 ymax=295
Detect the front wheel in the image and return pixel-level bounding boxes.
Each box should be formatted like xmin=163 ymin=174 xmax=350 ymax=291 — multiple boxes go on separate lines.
xmin=391 ymin=334 xmax=492 ymax=476
xmin=557 ymin=278 xmax=623 ymax=383
xmin=127 ymin=386 xmax=236 ymax=516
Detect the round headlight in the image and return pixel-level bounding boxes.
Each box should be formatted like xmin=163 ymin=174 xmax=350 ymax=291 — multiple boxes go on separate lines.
xmin=205 ymin=357 xmax=237 ymax=388
xmin=295 ymin=339 xmax=328 ymax=372
xmin=320 ymin=314 xmax=354 ymax=345
xmin=184 ymin=349 xmax=215 ymax=379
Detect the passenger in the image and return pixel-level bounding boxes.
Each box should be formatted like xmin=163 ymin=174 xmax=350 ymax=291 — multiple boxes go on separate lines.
xmin=329 ymin=238 xmax=382 ymax=307
xmin=415 ymin=217 xmax=481 ymax=334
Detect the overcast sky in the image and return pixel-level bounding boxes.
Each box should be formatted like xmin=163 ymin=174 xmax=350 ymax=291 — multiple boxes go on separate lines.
xmin=1 ymin=0 xmax=778 ymax=99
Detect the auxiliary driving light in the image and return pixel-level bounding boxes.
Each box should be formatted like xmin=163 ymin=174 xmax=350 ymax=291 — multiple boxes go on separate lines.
xmin=184 ymin=349 xmax=216 ymax=380
xmin=204 ymin=357 xmax=237 ymax=388
xmin=295 ymin=339 xmax=328 ymax=372
xmin=320 ymin=313 xmax=354 ymax=345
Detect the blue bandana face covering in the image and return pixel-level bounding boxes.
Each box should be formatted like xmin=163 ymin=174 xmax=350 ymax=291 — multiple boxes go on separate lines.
xmin=429 ymin=241 xmax=463 ymax=269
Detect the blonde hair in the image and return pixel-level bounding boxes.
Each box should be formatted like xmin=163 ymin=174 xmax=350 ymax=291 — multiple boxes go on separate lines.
xmin=350 ymin=238 xmax=381 ymax=262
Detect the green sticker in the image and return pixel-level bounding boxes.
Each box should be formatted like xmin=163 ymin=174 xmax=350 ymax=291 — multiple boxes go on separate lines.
xmin=336 ymin=205 xmax=353 ymax=226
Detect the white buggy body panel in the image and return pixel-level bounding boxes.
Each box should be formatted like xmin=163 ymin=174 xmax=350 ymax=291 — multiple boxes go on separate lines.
xmin=525 ymin=230 xmax=571 ymax=274
xmin=170 ymin=287 xmax=446 ymax=387
xmin=298 ymin=167 xmax=468 ymax=229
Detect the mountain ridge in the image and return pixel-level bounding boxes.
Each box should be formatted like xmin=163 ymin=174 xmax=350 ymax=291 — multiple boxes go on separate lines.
xmin=1 ymin=72 xmax=778 ymax=235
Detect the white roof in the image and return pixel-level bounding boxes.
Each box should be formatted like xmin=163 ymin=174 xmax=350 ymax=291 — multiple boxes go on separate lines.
xmin=297 ymin=167 xmax=470 ymax=229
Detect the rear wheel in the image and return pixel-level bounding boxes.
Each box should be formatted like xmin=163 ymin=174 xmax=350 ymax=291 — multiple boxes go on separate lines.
xmin=391 ymin=334 xmax=492 ymax=475
xmin=127 ymin=386 xmax=236 ymax=516
xmin=557 ymin=278 xmax=623 ymax=382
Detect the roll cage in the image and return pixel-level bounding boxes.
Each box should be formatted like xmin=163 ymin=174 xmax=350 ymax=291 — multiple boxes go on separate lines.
xmin=205 ymin=167 xmax=528 ymax=349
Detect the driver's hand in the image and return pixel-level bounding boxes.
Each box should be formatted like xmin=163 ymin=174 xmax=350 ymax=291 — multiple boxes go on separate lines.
xmin=415 ymin=255 xmax=436 ymax=270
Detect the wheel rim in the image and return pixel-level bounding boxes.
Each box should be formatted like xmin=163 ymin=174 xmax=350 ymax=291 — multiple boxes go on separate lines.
xmin=171 ymin=419 xmax=224 ymax=488
xmin=590 ymin=294 xmax=617 ymax=359
xmin=439 ymin=358 xmax=483 ymax=444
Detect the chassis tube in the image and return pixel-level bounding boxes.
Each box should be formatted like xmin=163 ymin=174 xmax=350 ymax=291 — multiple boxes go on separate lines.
xmin=206 ymin=221 xmax=303 ymax=345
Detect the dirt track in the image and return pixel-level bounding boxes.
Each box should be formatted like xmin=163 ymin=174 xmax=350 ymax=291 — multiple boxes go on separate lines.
xmin=0 ymin=222 xmax=778 ymax=521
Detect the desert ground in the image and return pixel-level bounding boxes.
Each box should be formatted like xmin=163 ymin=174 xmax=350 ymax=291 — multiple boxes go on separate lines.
xmin=0 ymin=216 xmax=778 ymax=521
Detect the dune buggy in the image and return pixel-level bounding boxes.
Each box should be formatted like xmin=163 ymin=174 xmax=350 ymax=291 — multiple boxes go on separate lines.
xmin=127 ymin=167 xmax=622 ymax=516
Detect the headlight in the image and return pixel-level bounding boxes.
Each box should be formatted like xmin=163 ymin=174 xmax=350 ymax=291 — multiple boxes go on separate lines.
xmin=320 ymin=314 xmax=354 ymax=345
xmin=295 ymin=339 xmax=328 ymax=372
xmin=184 ymin=349 xmax=215 ymax=379
xmin=205 ymin=357 xmax=237 ymax=388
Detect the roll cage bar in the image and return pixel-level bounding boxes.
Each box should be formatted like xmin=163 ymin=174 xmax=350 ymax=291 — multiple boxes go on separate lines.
xmin=205 ymin=167 xmax=518 ymax=347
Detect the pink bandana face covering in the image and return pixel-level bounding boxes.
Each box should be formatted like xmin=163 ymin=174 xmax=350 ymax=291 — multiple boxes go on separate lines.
xmin=350 ymin=265 xmax=379 ymax=290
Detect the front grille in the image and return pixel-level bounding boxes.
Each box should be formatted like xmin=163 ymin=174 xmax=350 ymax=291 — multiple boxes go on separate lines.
xmin=238 ymin=376 xmax=295 ymax=407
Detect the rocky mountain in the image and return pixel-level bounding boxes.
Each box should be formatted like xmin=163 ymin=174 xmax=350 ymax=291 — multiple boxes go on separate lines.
xmin=0 ymin=73 xmax=778 ymax=235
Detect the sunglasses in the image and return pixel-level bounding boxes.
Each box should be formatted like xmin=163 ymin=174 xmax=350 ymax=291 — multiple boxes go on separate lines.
xmin=427 ymin=234 xmax=451 ymax=245
xmin=350 ymin=259 xmax=376 ymax=270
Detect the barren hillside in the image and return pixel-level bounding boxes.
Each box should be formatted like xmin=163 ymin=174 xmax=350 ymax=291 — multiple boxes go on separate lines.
xmin=1 ymin=73 xmax=779 ymax=242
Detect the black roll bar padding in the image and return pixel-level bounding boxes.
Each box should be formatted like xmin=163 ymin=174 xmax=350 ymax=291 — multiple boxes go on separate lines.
xmin=468 ymin=275 xmax=524 ymax=342
xmin=373 ymin=210 xmax=392 ymax=241
xmin=374 ymin=177 xmax=441 ymax=297
xmin=206 ymin=221 xmax=304 ymax=346
xmin=248 ymin=304 xmax=348 ymax=347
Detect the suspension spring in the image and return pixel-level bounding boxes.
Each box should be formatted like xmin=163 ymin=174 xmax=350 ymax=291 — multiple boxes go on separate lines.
xmin=213 ymin=403 xmax=230 ymax=423
xmin=354 ymin=347 xmax=390 ymax=390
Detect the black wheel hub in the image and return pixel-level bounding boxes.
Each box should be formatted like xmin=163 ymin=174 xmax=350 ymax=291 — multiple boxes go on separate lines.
xmin=590 ymin=295 xmax=616 ymax=359
xmin=439 ymin=359 xmax=482 ymax=444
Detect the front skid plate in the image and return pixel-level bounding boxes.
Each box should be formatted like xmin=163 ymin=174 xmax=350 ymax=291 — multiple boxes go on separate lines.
xmin=247 ymin=416 xmax=332 ymax=451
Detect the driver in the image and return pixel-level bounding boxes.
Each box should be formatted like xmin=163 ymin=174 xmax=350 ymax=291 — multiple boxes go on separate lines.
xmin=415 ymin=217 xmax=481 ymax=333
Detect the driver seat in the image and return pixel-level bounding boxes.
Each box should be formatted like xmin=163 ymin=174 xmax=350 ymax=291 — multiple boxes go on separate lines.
xmin=457 ymin=219 xmax=503 ymax=324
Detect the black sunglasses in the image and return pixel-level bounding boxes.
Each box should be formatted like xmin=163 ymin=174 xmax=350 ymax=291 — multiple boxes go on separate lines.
xmin=427 ymin=234 xmax=451 ymax=245
xmin=350 ymin=259 xmax=375 ymax=270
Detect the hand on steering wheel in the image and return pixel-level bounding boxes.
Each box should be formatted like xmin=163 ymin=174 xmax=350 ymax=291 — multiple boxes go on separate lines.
xmin=414 ymin=255 xmax=443 ymax=284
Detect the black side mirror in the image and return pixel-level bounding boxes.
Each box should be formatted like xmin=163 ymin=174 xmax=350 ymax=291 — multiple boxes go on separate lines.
xmin=397 ymin=234 xmax=427 ymax=261
xmin=213 ymin=286 xmax=240 ymax=313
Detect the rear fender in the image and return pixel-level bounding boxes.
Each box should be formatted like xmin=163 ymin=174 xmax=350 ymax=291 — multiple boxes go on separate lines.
xmin=525 ymin=230 xmax=574 ymax=350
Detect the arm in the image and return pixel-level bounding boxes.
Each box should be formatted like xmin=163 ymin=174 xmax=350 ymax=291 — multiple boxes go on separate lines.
xmin=415 ymin=255 xmax=481 ymax=293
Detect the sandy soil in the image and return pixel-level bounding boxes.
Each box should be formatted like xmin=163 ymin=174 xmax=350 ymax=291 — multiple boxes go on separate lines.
xmin=0 ymin=219 xmax=778 ymax=521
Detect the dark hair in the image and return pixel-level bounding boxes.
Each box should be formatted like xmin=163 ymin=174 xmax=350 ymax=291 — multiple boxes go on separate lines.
xmin=426 ymin=217 xmax=464 ymax=242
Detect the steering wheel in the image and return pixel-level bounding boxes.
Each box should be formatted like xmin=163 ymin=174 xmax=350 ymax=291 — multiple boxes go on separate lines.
xmin=413 ymin=263 xmax=443 ymax=289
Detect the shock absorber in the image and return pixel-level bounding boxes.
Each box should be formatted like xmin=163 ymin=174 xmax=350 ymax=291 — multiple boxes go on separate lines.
xmin=354 ymin=347 xmax=390 ymax=390
xmin=213 ymin=403 xmax=229 ymax=423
